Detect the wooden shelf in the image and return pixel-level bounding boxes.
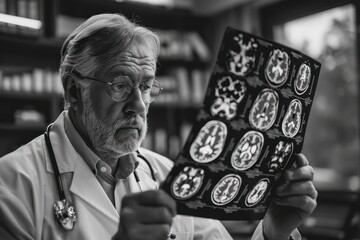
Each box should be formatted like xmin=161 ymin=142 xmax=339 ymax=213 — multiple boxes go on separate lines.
xmin=0 ymin=123 xmax=45 ymax=132
xmin=59 ymin=0 xmax=197 ymax=30
xmin=0 ymin=90 xmax=63 ymax=100
xmin=0 ymin=36 xmax=62 ymax=69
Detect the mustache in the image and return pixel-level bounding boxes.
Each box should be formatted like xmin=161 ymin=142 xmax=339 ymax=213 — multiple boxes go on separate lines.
xmin=115 ymin=115 xmax=145 ymax=129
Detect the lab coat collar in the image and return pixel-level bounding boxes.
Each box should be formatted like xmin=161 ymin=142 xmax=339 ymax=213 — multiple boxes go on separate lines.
xmin=44 ymin=111 xmax=78 ymax=174
xmin=70 ymin=152 xmax=119 ymax=222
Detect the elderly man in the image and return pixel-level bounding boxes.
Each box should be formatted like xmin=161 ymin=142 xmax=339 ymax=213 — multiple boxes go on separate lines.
xmin=0 ymin=13 xmax=317 ymax=240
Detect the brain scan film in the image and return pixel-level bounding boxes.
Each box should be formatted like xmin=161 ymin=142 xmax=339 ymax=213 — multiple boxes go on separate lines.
xmin=282 ymin=99 xmax=302 ymax=138
xmin=160 ymin=28 xmax=320 ymax=221
xmin=231 ymin=131 xmax=264 ymax=171
xmin=226 ymin=34 xmax=258 ymax=77
xmin=269 ymin=141 xmax=293 ymax=173
xmin=245 ymin=179 xmax=269 ymax=207
xmin=249 ymin=89 xmax=279 ymax=131
xmin=211 ymin=174 xmax=242 ymax=206
xmin=190 ymin=120 xmax=227 ymax=163
xmin=171 ymin=166 xmax=205 ymax=200
xmin=294 ymin=63 xmax=311 ymax=95
xmin=210 ymin=76 xmax=247 ymax=120
xmin=265 ymin=49 xmax=290 ymax=87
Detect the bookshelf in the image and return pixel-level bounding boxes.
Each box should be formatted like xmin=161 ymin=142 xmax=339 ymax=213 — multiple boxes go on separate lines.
xmin=0 ymin=0 xmax=212 ymax=159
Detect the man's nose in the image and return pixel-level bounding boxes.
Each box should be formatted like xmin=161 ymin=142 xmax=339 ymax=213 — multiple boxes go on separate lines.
xmin=124 ymin=87 xmax=147 ymax=115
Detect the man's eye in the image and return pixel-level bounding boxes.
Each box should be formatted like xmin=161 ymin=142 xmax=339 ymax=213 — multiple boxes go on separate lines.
xmin=141 ymin=83 xmax=152 ymax=92
xmin=112 ymin=83 xmax=127 ymax=91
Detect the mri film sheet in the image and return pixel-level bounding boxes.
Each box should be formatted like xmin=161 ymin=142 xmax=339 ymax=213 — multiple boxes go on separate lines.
xmin=161 ymin=27 xmax=321 ymax=220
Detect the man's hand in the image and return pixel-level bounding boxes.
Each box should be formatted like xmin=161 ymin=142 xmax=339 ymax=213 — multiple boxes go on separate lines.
xmin=113 ymin=190 xmax=177 ymax=240
xmin=263 ymin=153 xmax=318 ymax=240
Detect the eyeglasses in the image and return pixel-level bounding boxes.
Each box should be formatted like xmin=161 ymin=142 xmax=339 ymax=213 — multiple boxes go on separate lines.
xmin=72 ymin=71 xmax=163 ymax=104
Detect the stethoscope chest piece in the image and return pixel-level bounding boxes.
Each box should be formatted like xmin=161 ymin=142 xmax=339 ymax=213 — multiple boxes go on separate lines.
xmin=53 ymin=199 xmax=78 ymax=231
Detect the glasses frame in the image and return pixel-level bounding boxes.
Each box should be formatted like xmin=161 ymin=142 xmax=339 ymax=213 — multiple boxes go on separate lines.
xmin=72 ymin=70 xmax=163 ymax=104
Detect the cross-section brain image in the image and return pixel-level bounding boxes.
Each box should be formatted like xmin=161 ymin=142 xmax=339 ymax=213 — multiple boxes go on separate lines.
xmin=190 ymin=120 xmax=227 ymax=163
xmin=249 ymin=89 xmax=279 ymax=131
xmin=294 ymin=63 xmax=311 ymax=95
xmin=171 ymin=166 xmax=205 ymax=200
xmin=231 ymin=131 xmax=264 ymax=171
xmin=282 ymin=99 xmax=302 ymax=138
xmin=226 ymin=34 xmax=258 ymax=77
xmin=265 ymin=49 xmax=290 ymax=87
xmin=210 ymin=76 xmax=247 ymax=120
xmin=211 ymin=174 xmax=242 ymax=206
xmin=269 ymin=141 xmax=293 ymax=173
xmin=245 ymin=178 xmax=269 ymax=207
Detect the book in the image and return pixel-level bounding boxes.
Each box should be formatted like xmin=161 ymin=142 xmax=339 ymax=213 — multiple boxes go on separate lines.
xmin=161 ymin=27 xmax=321 ymax=220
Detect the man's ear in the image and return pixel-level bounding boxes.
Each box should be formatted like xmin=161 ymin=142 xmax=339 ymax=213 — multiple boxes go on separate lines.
xmin=63 ymin=73 xmax=81 ymax=111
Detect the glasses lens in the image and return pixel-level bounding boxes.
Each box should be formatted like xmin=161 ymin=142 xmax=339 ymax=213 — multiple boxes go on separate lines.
xmin=149 ymin=81 xmax=162 ymax=103
xmin=109 ymin=82 xmax=131 ymax=102
xmin=108 ymin=79 xmax=162 ymax=103
xmin=140 ymin=81 xmax=162 ymax=103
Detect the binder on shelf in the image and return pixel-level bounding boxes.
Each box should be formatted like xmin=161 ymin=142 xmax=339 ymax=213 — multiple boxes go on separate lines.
xmin=4 ymin=0 xmax=17 ymax=33
xmin=53 ymin=72 xmax=63 ymax=94
xmin=28 ymin=0 xmax=39 ymax=20
xmin=17 ymin=0 xmax=31 ymax=35
xmin=187 ymin=32 xmax=211 ymax=61
xmin=22 ymin=72 xmax=32 ymax=92
xmin=27 ymin=0 xmax=40 ymax=36
xmin=157 ymin=30 xmax=210 ymax=62
xmin=32 ymin=68 xmax=44 ymax=93
xmin=157 ymin=75 xmax=179 ymax=104
xmin=11 ymin=74 xmax=21 ymax=91
xmin=1 ymin=75 xmax=11 ymax=91
xmin=0 ymin=0 xmax=6 ymax=31
xmin=0 ymin=0 xmax=41 ymax=36
xmin=43 ymin=69 xmax=53 ymax=93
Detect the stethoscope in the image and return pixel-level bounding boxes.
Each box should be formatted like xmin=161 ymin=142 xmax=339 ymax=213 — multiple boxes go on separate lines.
xmin=44 ymin=124 xmax=78 ymax=231
xmin=44 ymin=124 xmax=176 ymax=238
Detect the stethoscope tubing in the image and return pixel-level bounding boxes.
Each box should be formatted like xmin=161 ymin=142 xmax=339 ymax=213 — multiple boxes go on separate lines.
xmin=45 ymin=124 xmax=66 ymax=200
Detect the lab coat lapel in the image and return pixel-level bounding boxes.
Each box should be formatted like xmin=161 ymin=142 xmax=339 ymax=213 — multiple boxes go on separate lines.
xmin=69 ymin=155 xmax=119 ymax=222
xmin=47 ymin=112 xmax=119 ymax=223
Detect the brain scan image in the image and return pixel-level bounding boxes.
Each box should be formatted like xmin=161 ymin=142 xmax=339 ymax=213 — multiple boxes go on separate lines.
xmin=211 ymin=174 xmax=242 ymax=206
xmin=265 ymin=49 xmax=290 ymax=87
xmin=294 ymin=63 xmax=311 ymax=95
xmin=190 ymin=120 xmax=227 ymax=163
xmin=171 ymin=166 xmax=205 ymax=200
xmin=231 ymin=131 xmax=264 ymax=171
xmin=269 ymin=141 xmax=293 ymax=173
xmin=210 ymin=76 xmax=247 ymax=120
xmin=282 ymin=99 xmax=302 ymax=138
xmin=249 ymin=89 xmax=279 ymax=131
xmin=245 ymin=179 xmax=269 ymax=207
xmin=226 ymin=34 xmax=258 ymax=76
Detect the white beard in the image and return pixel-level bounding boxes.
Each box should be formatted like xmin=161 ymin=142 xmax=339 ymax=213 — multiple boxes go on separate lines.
xmin=81 ymin=91 xmax=148 ymax=159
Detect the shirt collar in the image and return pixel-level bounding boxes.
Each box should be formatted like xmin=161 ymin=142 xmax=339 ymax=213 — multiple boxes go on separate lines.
xmin=63 ymin=111 xmax=139 ymax=182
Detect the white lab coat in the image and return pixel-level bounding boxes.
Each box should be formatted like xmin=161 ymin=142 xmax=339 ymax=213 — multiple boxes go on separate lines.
xmin=0 ymin=112 xmax=283 ymax=240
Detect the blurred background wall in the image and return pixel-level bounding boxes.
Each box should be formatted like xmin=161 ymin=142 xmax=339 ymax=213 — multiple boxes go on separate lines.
xmin=0 ymin=0 xmax=359 ymax=239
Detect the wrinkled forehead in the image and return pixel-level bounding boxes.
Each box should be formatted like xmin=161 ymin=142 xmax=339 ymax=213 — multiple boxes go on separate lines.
xmin=120 ymin=40 xmax=157 ymax=69
xmin=96 ymin=39 xmax=158 ymax=77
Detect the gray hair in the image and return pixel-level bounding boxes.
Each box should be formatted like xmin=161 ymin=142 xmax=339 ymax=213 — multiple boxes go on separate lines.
xmin=59 ymin=13 xmax=160 ymax=108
